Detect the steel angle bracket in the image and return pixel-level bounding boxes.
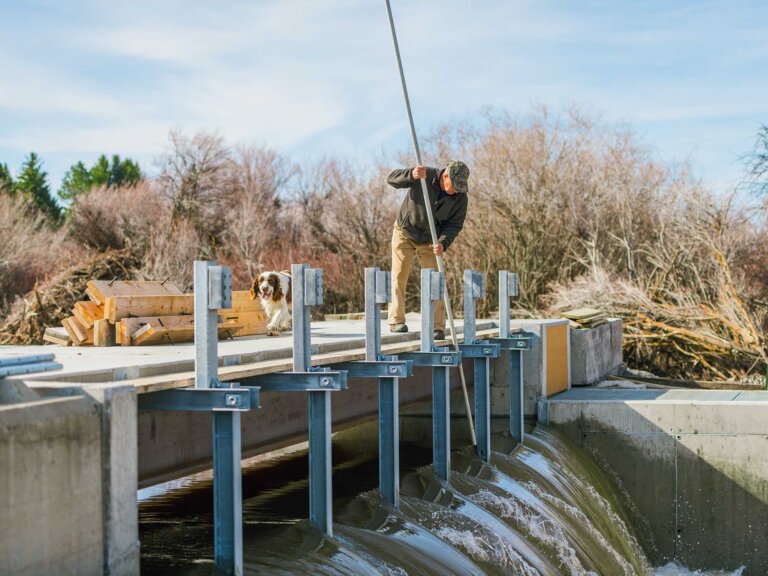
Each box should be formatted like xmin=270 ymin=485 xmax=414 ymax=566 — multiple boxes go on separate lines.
xmin=459 ymin=342 xmax=501 ymax=359
xmin=239 ymin=370 xmax=347 ymax=392
xmin=328 ymin=359 xmax=412 ymax=379
xmin=397 ymin=350 xmax=461 ymax=368
xmin=0 ymin=361 xmax=63 ymax=378
xmin=488 ymin=335 xmax=533 ymax=351
xmin=138 ymin=386 xmax=256 ymax=412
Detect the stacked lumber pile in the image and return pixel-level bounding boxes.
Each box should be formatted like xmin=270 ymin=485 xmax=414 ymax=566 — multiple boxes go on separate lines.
xmin=44 ymin=280 xmax=267 ymax=347
xmin=560 ymin=308 xmax=607 ymax=329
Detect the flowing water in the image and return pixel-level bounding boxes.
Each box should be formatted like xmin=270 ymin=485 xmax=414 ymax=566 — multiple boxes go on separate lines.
xmin=139 ymin=421 xmax=743 ymax=575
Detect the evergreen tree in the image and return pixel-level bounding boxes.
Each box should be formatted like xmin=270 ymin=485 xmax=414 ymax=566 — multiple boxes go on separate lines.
xmin=15 ymin=152 xmax=61 ymax=221
xmin=58 ymin=154 xmax=143 ymax=201
xmin=0 ymin=162 xmax=12 ymax=195
xmin=90 ymin=154 xmax=111 ymax=186
xmin=110 ymin=155 xmax=141 ymax=186
xmin=58 ymin=161 xmax=93 ymax=202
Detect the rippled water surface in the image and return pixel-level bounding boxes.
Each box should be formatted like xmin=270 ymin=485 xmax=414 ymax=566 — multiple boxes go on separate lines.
xmin=139 ymin=420 xmax=743 ymax=575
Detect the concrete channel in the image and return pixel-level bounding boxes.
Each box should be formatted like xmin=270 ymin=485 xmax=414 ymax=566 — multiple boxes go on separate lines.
xmin=542 ymin=387 xmax=768 ymax=572
xmin=2 ymin=303 xmax=767 ymax=574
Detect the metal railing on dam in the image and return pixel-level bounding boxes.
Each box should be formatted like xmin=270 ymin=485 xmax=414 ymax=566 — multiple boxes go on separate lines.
xmin=134 ymin=262 xmax=530 ymax=575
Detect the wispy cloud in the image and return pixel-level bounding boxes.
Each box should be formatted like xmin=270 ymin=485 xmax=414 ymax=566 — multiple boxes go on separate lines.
xmin=0 ymin=0 xmax=766 ymax=190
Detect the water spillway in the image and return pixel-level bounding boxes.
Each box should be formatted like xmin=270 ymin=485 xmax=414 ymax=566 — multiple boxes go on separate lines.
xmin=139 ymin=423 xmax=657 ymax=575
xmin=3 ymin=264 xmax=760 ymax=575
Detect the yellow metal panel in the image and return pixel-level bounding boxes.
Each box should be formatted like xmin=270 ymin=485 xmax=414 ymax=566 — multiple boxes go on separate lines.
xmin=546 ymin=324 xmax=569 ymax=397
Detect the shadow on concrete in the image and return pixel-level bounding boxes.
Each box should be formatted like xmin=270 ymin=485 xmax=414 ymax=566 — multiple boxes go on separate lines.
xmin=548 ymin=389 xmax=768 ymax=573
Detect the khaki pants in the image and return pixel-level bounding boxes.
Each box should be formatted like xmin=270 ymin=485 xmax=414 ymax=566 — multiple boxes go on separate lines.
xmin=388 ymin=224 xmax=446 ymax=330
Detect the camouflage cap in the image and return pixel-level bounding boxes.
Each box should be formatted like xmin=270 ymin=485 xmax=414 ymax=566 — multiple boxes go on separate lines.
xmin=446 ymin=160 xmax=470 ymax=193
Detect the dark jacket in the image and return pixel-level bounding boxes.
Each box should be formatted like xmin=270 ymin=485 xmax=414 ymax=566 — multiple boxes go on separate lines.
xmin=387 ymin=167 xmax=468 ymax=251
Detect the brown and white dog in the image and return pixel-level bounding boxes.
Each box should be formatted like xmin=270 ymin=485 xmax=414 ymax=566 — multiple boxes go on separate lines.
xmin=250 ymin=271 xmax=292 ymax=336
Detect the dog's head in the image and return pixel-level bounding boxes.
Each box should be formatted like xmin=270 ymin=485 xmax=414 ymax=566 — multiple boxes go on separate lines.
xmin=250 ymin=272 xmax=285 ymax=302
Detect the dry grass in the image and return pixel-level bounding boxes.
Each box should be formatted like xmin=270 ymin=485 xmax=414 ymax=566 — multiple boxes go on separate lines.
xmin=0 ymin=195 xmax=77 ymax=313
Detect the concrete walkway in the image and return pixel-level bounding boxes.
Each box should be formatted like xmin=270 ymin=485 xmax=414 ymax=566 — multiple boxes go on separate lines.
xmin=0 ymin=314 xmax=497 ymax=385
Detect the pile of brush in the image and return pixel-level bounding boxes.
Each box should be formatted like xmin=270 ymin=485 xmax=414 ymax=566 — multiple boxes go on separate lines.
xmin=0 ymin=249 xmax=140 ymax=345
xmin=547 ymin=268 xmax=767 ymax=384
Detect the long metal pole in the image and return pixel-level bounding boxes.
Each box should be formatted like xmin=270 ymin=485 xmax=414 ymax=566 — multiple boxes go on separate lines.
xmin=384 ymin=0 xmax=476 ymax=446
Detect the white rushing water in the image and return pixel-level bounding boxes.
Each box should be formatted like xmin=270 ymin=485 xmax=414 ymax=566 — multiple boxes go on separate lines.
xmin=654 ymin=562 xmax=745 ymax=576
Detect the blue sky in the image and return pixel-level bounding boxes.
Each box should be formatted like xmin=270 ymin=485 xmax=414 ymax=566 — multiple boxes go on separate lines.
xmin=1 ymin=0 xmax=766 ymax=195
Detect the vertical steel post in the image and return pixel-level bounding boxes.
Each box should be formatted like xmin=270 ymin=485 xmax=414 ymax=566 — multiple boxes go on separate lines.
xmin=422 ymin=268 xmax=450 ymax=482
xmin=194 ymin=261 xmax=242 ymax=575
xmin=366 ymin=267 xmax=400 ymax=507
xmin=293 ymin=264 xmax=333 ymax=535
xmin=194 ymin=261 xmax=218 ymax=390
xmin=465 ymin=270 xmax=491 ymax=461
xmin=500 ymin=270 xmax=524 ymax=444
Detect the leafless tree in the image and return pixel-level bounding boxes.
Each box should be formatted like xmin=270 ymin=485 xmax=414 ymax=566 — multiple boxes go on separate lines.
xmin=222 ymin=145 xmax=296 ymax=281
xmin=156 ymin=130 xmax=233 ymax=240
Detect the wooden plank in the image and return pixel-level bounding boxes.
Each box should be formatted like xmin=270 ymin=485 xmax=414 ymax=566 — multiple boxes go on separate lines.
xmin=120 ymin=316 xmax=197 ymax=345
xmin=86 ymin=285 xmax=104 ymax=305
xmin=105 ymin=295 xmax=195 ymax=323
xmin=86 ymin=280 xmax=184 ymax=305
xmin=43 ymin=326 xmax=71 ymax=346
xmin=94 ymin=319 xmax=115 ymax=347
xmin=217 ymin=310 xmax=268 ymax=336
xmin=560 ymin=307 xmax=604 ymax=321
xmin=219 ymin=290 xmax=264 ymax=314
xmin=545 ymin=323 xmax=569 ymax=397
xmin=69 ymin=315 xmax=92 ymax=343
xmin=60 ymin=318 xmax=78 ymax=344
xmin=106 ymin=292 xmax=264 ymax=325
xmin=61 ymin=317 xmax=93 ymax=346
xmin=131 ymin=321 xmax=245 ymax=346
xmin=73 ymin=301 xmax=103 ymax=329
xmin=120 ymin=320 xmax=132 ymax=347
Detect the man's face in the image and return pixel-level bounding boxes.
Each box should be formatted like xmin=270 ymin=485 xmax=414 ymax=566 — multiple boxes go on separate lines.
xmin=441 ymin=172 xmax=456 ymax=195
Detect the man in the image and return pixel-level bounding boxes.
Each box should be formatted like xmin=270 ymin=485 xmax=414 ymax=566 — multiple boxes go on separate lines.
xmin=387 ymin=159 xmax=470 ymax=339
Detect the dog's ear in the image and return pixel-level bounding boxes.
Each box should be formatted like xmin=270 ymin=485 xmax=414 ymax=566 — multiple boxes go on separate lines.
xmin=285 ymin=276 xmax=292 ymax=305
xmin=250 ymin=275 xmax=261 ymax=301
xmin=271 ymin=274 xmax=283 ymax=302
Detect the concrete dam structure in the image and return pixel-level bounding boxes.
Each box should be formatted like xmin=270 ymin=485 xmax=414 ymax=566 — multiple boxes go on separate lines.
xmin=0 ymin=264 xmax=765 ymax=575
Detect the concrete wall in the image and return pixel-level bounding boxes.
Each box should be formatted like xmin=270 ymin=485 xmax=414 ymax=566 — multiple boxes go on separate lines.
xmin=0 ymin=396 xmax=104 ymax=576
xmin=569 ymin=318 xmax=623 ymax=386
xmin=545 ymin=389 xmax=768 ymax=573
xmin=0 ymin=383 xmax=139 ymax=576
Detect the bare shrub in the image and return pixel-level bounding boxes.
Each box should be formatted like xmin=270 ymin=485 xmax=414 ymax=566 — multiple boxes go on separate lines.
xmin=221 ymin=145 xmax=297 ymax=284
xmin=416 ymin=107 xmax=696 ymax=317
xmin=294 ymin=159 xmax=399 ymax=312
xmin=156 ymin=130 xmax=233 ymax=241
xmin=137 ymin=218 xmax=209 ymax=291
xmin=0 ymin=194 xmax=77 ymax=312
xmin=67 ymin=181 xmax=169 ymax=253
